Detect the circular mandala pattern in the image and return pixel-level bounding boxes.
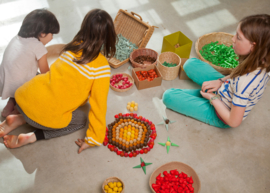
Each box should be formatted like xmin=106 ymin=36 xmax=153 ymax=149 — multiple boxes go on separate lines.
xmin=103 ymin=113 xmax=157 ymax=158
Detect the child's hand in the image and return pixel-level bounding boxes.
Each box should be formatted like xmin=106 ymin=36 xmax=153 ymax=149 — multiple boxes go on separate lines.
xmin=200 ymin=90 xmax=216 ymax=100
xmin=201 ymin=80 xmax=222 ymax=93
xmin=75 ymin=138 xmax=93 ymax=154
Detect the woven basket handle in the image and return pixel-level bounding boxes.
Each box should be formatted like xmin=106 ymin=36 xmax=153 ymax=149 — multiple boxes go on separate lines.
xmin=131 ymin=11 xmax=142 ymax=21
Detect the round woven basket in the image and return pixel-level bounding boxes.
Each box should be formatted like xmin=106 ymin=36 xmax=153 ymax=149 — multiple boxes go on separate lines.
xmin=195 ymin=32 xmax=234 ymax=75
xmin=157 ymin=52 xmax=181 ymax=80
xmin=130 ymin=48 xmax=158 ymax=68
xmin=149 ymin=161 xmax=201 ymax=193
xmin=102 ymin=176 xmax=125 ymax=193
xmin=110 ymin=73 xmax=134 ymax=92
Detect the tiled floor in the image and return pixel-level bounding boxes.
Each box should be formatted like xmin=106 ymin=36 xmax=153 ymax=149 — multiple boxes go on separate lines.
xmin=0 ymin=0 xmax=270 ymax=192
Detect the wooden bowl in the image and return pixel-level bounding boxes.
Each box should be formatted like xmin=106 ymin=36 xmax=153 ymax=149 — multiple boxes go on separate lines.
xmin=46 ymin=44 xmax=65 ymax=66
xmin=149 ymin=161 xmax=201 ymax=193
xmin=110 ymin=73 xmax=134 ymax=92
xmin=195 ymin=32 xmax=235 ymax=75
xmin=130 ymin=48 xmax=158 ymax=68
xmin=102 ymin=176 xmax=125 ymax=193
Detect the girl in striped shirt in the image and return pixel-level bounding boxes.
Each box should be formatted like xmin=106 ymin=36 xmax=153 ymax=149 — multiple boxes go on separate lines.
xmin=163 ymin=14 xmax=270 ymax=128
xmin=1 ymin=9 xmax=116 ymax=153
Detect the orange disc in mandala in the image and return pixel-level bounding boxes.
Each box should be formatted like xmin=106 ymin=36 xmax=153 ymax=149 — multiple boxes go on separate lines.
xmin=106 ymin=114 xmax=156 ymax=157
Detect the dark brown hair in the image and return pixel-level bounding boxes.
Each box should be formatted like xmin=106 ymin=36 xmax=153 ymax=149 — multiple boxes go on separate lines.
xmin=62 ymin=9 xmax=117 ymax=64
xmin=18 ymin=9 xmax=60 ymax=39
xmin=231 ymin=14 xmax=270 ymax=78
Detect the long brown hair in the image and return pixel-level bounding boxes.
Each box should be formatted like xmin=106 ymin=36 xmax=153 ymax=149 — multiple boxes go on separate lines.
xmin=230 ymin=14 xmax=270 ymax=78
xmin=62 ymin=9 xmax=116 ymax=64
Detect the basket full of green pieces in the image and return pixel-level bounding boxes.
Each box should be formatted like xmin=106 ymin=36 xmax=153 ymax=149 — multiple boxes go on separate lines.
xmin=108 ymin=9 xmax=156 ymax=68
xmin=195 ymin=32 xmax=239 ymax=75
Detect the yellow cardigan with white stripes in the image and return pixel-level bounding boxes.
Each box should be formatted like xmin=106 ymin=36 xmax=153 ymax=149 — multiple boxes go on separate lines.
xmin=15 ymin=51 xmax=110 ymax=146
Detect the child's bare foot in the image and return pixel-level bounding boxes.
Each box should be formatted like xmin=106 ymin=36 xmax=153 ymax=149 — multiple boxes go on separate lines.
xmin=75 ymin=138 xmax=94 ymax=154
xmin=0 ymin=114 xmax=26 ymax=138
xmin=3 ymin=133 xmax=36 ymax=148
xmin=1 ymin=98 xmax=16 ymax=118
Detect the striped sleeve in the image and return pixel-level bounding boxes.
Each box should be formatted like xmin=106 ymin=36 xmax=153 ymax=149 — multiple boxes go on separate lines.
xmin=232 ymin=71 xmax=260 ymax=107
xmin=85 ymin=72 xmax=110 ymax=146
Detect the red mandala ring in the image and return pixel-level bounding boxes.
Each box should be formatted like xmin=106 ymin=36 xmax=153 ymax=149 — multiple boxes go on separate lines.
xmin=103 ymin=113 xmax=157 ymax=158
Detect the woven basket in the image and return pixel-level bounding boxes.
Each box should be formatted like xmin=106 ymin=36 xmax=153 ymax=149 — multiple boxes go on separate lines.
xmin=130 ymin=48 xmax=158 ymax=68
xmin=102 ymin=176 xmax=125 ymax=193
xmin=157 ymin=52 xmax=181 ymax=80
xmin=195 ymin=32 xmax=234 ymax=75
xmin=149 ymin=162 xmax=201 ymax=193
xmin=110 ymin=73 xmax=134 ymax=92
xmin=108 ymin=9 xmax=156 ymax=68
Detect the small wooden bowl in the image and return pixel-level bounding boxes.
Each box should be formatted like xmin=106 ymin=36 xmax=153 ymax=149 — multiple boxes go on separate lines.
xmin=110 ymin=73 xmax=134 ymax=92
xmin=46 ymin=44 xmax=65 ymax=66
xmin=149 ymin=161 xmax=201 ymax=193
xmin=102 ymin=176 xmax=125 ymax=193
xmin=130 ymin=48 xmax=158 ymax=68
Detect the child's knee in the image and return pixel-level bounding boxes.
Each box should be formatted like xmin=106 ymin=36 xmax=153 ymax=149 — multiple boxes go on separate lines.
xmin=162 ymin=89 xmax=175 ymax=106
xmin=183 ymin=58 xmax=201 ymax=72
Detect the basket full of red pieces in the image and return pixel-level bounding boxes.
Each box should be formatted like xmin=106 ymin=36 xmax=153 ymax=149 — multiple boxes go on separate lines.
xmin=132 ymin=65 xmax=162 ymax=90
xmin=149 ymin=162 xmax=201 ymax=193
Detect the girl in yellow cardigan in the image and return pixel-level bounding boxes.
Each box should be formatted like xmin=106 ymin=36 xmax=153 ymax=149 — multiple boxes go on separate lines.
xmin=0 ymin=9 xmax=116 ymax=154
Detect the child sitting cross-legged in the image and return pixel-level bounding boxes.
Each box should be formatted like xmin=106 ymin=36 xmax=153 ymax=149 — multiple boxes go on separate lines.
xmin=163 ymin=14 xmax=270 ymax=128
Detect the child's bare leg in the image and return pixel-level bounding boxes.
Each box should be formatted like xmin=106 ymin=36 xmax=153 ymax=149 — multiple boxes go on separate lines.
xmin=1 ymin=98 xmax=16 ymax=117
xmin=0 ymin=114 xmax=26 ymax=137
xmin=3 ymin=132 xmax=36 ymax=148
xmin=10 ymin=106 xmax=20 ymax=115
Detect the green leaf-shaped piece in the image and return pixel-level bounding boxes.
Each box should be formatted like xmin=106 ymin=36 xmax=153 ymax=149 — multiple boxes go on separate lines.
xmin=158 ymin=142 xmax=166 ymax=146
xmin=166 ymin=145 xmax=170 ymax=154
xmin=145 ymin=163 xmax=152 ymax=166
xmin=171 ymin=143 xmax=179 ymax=147
xmin=142 ymin=166 xmax=146 ymax=174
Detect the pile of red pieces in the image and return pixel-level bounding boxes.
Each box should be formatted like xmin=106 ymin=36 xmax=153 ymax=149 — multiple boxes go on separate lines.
xmin=103 ymin=113 xmax=157 ymax=158
xmin=135 ymin=69 xmax=158 ymax=81
xmin=110 ymin=74 xmax=133 ymax=89
xmin=152 ymin=170 xmax=194 ymax=193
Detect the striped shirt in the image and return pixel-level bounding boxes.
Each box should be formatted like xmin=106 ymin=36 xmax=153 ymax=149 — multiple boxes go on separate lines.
xmin=217 ymin=68 xmax=269 ymax=120
xmin=15 ymin=51 xmax=110 ymax=146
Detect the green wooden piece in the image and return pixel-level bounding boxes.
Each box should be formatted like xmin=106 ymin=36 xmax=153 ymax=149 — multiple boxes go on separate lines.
xmin=200 ymin=41 xmax=239 ymax=69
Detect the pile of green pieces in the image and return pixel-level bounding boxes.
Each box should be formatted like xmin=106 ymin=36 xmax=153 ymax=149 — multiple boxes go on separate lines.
xmin=114 ymin=34 xmax=138 ymax=61
xmin=200 ymin=41 xmax=239 ymax=68
xmin=162 ymin=61 xmax=177 ymax=67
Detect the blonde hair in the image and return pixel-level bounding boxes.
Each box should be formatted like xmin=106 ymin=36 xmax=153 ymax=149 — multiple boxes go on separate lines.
xmin=230 ymin=14 xmax=270 ymax=78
